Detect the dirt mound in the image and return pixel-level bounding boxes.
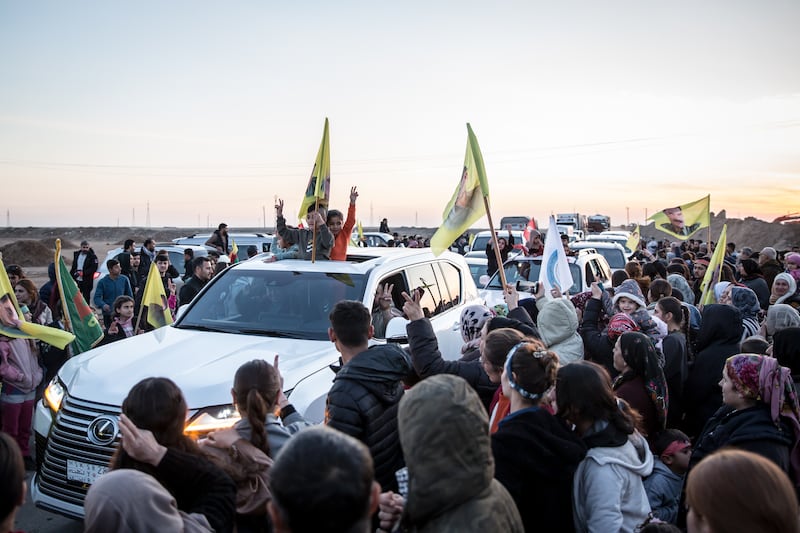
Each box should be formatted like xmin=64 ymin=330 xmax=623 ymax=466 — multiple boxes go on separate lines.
xmin=0 ymin=240 xmax=56 ymax=266
xmin=37 ymin=237 xmax=78 ymax=250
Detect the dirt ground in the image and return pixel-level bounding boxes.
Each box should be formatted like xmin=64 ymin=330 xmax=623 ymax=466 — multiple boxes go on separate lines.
xmin=0 ymin=214 xmax=798 ymax=291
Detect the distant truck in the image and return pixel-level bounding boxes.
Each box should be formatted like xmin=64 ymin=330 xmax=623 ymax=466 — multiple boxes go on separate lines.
xmin=556 ymin=213 xmax=587 ymax=232
xmin=499 ymin=215 xmax=537 ymax=231
xmin=587 ymin=214 xmax=611 ymax=233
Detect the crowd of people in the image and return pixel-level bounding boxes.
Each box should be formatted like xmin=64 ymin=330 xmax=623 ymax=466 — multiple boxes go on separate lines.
xmin=5 ymin=218 xmax=800 ymax=531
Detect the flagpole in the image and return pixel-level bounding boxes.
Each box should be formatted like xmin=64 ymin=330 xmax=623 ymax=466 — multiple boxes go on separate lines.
xmin=54 ymin=239 xmax=73 ymax=334
xmin=483 ymin=197 xmax=508 ymax=289
xmin=311 ymin=197 xmax=319 ymax=263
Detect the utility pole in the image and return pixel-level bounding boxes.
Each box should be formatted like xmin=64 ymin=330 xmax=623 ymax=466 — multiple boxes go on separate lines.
xmin=262 ymin=205 xmax=266 ymax=230
xmin=370 ymin=202 xmax=374 ymax=228
xmin=6 ymin=209 xmax=9 ymax=227
xmin=146 ymin=202 xmax=151 ymax=229
xmin=626 ymin=207 xmax=630 ymax=226
xmin=132 ymin=208 xmax=135 ymax=227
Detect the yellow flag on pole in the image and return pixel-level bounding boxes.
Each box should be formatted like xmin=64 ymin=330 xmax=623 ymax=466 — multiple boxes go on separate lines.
xmin=699 ymin=224 xmax=727 ymax=306
xmin=430 ymin=124 xmax=490 ymax=255
xmin=141 ymin=261 xmax=173 ymax=329
xmin=298 ymin=118 xmax=331 ymax=220
xmin=626 ymin=225 xmax=641 ymax=252
xmin=648 ymin=195 xmax=710 ymax=241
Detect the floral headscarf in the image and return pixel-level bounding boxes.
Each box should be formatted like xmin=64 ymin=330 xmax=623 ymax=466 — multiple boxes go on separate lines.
xmin=607 ymin=313 xmax=639 ymax=341
xmin=726 ymin=354 xmax=800 ymax=486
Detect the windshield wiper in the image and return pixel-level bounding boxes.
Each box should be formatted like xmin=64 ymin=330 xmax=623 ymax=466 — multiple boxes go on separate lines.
xmin=176 ymin=324 xmax=234 ymax=334
xmin=237 ymin=329 xmax=306 ymax=339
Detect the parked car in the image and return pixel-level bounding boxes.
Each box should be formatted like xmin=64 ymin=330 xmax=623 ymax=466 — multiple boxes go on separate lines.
xmin=569 ymin=241 xmax=629 ymax=272
xmin=479 ymin=248 xmax=612 ymax=309
xmin=467 ymin=229 xmax=525 ymax=255
xmin=350 ymin=231 xmax=394 ymax=247
xmin=586 ymin=233 xmax=633 ymax=254
xmin=32 ymin=248 xmax=480 ymax=519
xmin=173 ymin=232 xmax=274 ymax=253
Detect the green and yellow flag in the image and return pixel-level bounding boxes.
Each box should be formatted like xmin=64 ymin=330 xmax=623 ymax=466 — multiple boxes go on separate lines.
xmin=626 ymin=225 xmax=640 ymax=253
xmin=0 ymin=258 xmax=74 ymax=349
xmin=141 ymin=261 xmax=173 ymax=329
xmin=430 ymin=123 xmax=491 ymax=255
xmin=699 ymin=224 xmax=727 ymax=306
xmin=648 ymin=195 xmax=710 ymax=241
xmin=298 ymin=118 xmax=331 ymax=220
xmin=55 ymin=239 xmax=103 ymax=353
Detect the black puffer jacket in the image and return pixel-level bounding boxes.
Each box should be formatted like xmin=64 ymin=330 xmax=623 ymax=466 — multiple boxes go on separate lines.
xmin=683 ymin=304 xmax=743 ymax=438
xmin=578 ymin=297 xmax=615 ymax=375
xmin=406 ymin=317 xmax=498 ymax=411
xmin=325 ymin=344 xmax=410 ymax=491
xmin=690 ymin=404 xmax=793 ymax=472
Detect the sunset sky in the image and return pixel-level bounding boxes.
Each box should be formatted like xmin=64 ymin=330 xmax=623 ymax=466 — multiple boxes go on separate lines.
xmin=1 ymin=1 xmax=799 ymax=229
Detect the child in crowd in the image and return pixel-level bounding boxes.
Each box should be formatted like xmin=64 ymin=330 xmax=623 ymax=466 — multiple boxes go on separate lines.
xmin=266 ymin=234 xmax=300 ymax=261
xmin=0 ymin=432 xmax=26 ymax=533
xmin=100 ymin=295 xmax=136 ymax=345
xmin=603 ymin=279 xmax=662 ymax=351
xmin=327 ymin=186 xmax=358 ymax=261
xmin=643 ymin=429 xmax=691 ymax=524
xmin=275 ymin=199 xmax=333 ymax=260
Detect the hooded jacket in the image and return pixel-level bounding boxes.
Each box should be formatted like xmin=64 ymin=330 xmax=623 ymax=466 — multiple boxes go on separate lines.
xmin=492 ymin=407 xmax=587 ymax=532
xmin=573 ymin=423 xmax=653 ymax=533
xmin=684 ymin=304 xmax=743 ymax=437
xmin=325 ymin=343 xmax=410 ymax=491
xmin=643 ymin=458 xmax=684 ymax=524
xmin=536 ymin=297 xmax=584 ymax=365
xmin=399 ymin=374 xmax=523 ymax=532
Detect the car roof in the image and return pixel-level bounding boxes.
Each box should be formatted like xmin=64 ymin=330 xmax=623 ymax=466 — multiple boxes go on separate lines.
xmin=232 ymin=247 xmax=465 ymax=275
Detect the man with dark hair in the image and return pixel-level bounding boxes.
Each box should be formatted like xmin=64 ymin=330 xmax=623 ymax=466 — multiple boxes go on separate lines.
xmin=205 ymin=223 xmax=230 ymax=254
xmin=268 ymin=426 xmax=380 ymax=533
xmin=137 ymin=238 xmax=156 ymax=277
xmin=325 ymin=300 xmax=409 ymax=491
xmin=70 ymin=240 xmax=99 ymax=302
xmin=93 ymin=259 xmax=133 ymax=328
xmin=246 ymin=245 xmax=258 ymax=259
xmin=116 ymin=239 xmax=136 ymax=276
xmin=178 ymin=256 xmax=214 ymax=307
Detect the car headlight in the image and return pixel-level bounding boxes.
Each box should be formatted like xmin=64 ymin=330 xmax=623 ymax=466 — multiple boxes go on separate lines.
xmin=184 ymin=405 xmax=241 ymax=437
xmin=44 ymin=377 xmax=66 ymax=412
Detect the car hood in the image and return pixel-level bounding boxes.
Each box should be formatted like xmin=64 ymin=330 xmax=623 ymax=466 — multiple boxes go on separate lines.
xmin=57 ymin=326 xmax=338 ymax=409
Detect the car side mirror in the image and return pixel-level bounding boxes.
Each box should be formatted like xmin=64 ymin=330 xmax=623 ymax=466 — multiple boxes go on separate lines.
xmin=385 ymin=317 xmax=410 ymax=343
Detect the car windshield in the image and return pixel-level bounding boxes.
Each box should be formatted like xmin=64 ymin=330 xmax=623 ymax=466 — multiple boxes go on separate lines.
xmin=487 ymin=259 xmax=582 ymax=294
xmin=177 ymin=269 xmax=367 ymax=340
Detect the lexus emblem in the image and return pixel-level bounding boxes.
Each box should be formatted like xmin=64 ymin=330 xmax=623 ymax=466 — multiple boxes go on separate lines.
xmin=86 ymin=415 xmax=119 ymax=446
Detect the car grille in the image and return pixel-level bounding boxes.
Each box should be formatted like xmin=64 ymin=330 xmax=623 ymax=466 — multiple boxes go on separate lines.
xmin=37 ymin=394 xmax=120 ymax=508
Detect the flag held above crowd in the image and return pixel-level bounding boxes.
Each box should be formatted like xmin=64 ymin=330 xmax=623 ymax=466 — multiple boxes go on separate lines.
xmin=699 ymin=224 xmax=728 ymax=306
xmin=0 ymin=258 xmax=75 ymax=349
xmin=55 ymin=239 xmax=103 ymax=354
xmin=140 ymin=261 xmax=173 ymax=330
xmin=430 ymin=123 xmax=491 ymax=256
xmin=298 ymin=117 xmax=331 ymax=221
xmin=626 ymin=224 xmax=641 ymax=252
xmin=648 ymin=195 xmax=710 ymax=240
xmin=538 ymin=215 xmax=575 ymax=298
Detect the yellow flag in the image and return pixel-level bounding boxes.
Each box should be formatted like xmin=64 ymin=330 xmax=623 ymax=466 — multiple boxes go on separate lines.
xmin=298 ymin=118 xmax=331 ymax=220
xmin=0 ymin=258 xmax=75 ymax=349
xmin=626 ymin=225 xmax=640 ymax=252
xmin=141 ymin=261 xmax=173 ymax=329
xmin=699 ymin=224 xmax=727 ymax=306
xmin=648 ymin=195 xmax=710 ymax=241
xmin=430 ymin=124 xmax=491 ymax=255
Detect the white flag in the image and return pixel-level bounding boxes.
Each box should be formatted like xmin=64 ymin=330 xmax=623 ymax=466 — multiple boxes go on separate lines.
xmin=538 ymin=216 xmax=575 ymax=298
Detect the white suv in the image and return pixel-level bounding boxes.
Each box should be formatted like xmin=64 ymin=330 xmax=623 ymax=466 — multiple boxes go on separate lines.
xmin=32 ymin=248 xmax=480 ymax=519
xmin=480 ymin=249 xmax=612 ymax=308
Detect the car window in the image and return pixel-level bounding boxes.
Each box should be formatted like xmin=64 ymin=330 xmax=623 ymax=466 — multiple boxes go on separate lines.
xmin=178 ymin=269 xmax=367 ymax=340
xmin=433 ymin=262 xmax=460 ymax=312
xmin=488 ymin=260 xmax=582 ymax=294
xmin=404 ymin=263 xmax=445 ymax=318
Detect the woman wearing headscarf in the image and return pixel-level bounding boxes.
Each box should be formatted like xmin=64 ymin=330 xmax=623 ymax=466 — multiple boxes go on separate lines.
xmin=730 ymin=286 xmax=762 ymax=341
xmin=667 ymin=273 xmax=702 ymax=339
xmin=612 ymin=332 xmax=669 ymax=442
xmin=689 ymin=354 xmax=800 ymax=485
xmin=458 ymin=304 xmax=494 ymax=362
xmin=683 ymin=304 xmax=743 ymax=438
xmin=738 ymin=259 xmax=771 ymax=310
xmin=764 ymin=303 xmax=800 ymax=340
xmin=770 ymin=272 xmax=800 ymax=310
xmin=785 ymin=252 xmax=800 ymax=284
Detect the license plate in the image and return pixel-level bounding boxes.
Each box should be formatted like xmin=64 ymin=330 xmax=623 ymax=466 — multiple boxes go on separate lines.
xmin=66 ymin=459 xmax=108 ymax=484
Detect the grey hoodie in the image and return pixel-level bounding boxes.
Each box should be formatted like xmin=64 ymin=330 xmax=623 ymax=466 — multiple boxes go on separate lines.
xmin=536 ymin=297 xmax=584 ymax=365
xmin=573 ymin=431 xmax=654 ymax=533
